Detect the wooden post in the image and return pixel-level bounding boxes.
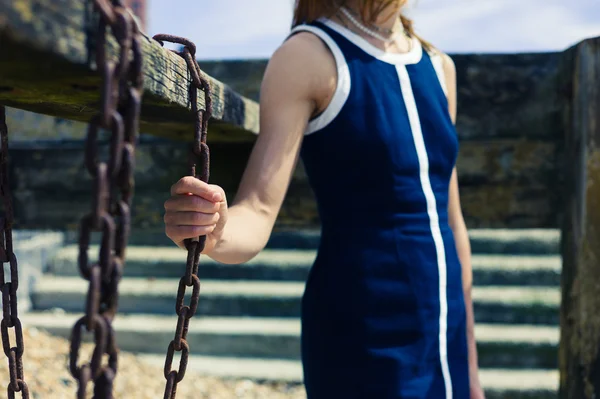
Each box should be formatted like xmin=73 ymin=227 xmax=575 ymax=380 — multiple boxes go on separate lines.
xmin=0 ymin=0 xmax=259 ymax=141
xmin=560 ymin=36 xmax=600 ymax=398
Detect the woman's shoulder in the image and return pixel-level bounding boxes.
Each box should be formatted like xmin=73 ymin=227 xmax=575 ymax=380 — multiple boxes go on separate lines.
xmin=264 ymin=29 xmax=337 ymax=91
xmin=279 ymin=27 xmax=337 ymax=69
xmin=262 ymin=28 xmax=338 ymax=111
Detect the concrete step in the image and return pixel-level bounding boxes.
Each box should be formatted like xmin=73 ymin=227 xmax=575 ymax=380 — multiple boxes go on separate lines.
xmin=48 ymin=246 xmax=561 ymax=286
xmin=479 ymin=369 xmax=557 ymax=399
xmin=137 ymin=354 xmax=558 ymax=399
xmin=31 ymin=277 xmax=561 ymax=324
xmin=7 ymin=231 xmax=64 ymax=313
xmin=49 ymin=246 xmax=316 ymax=281
xmin=65 ymin=228 xmax=560 ymax=254
xmin=467 ymin=229 xmax=559 ymax=255
xmin=475 ymin=324 xmax=558 ymax=369
xmin=22 ymin=311 xmax=558 ymax=369
xmin=473 ymin=286 xmax=560 ymax=325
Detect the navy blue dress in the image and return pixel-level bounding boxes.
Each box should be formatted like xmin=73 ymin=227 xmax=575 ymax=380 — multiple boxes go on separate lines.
xmin=290 ymin=19 xmax=470 ymax=399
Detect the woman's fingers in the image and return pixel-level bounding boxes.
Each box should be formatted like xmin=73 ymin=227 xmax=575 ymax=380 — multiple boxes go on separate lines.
xmin=164 ymin=210 xmax=220 ymax=227
xmin=171 ymin=176 xmax=224 ymax=202
xmin=165 ymin=224 xmax=216 ymax=243
xmin=164 ymin=194 xmax=220 ymax=213
xmin=165 ymin=178 xmax=227 ymax=249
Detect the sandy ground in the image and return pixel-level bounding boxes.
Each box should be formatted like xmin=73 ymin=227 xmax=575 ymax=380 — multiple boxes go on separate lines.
xmin=0 ymin=327 xmax=306 ymax=398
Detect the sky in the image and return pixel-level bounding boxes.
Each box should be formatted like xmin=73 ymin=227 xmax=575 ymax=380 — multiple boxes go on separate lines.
xmin=148 ymin=0 xmax=600 ymax=60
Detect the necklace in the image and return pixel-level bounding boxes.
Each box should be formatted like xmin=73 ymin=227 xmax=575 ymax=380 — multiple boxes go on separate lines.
xmin=339 ymin=6 xmax=406 ymax=45
xmin=343 ymin=6 xmax=396 ymax=35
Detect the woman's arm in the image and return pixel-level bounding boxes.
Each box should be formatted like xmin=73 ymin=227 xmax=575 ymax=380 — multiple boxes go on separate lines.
xmin=164 ymin=32 xmax=337 ymax=264
xmin=449 ymin=168 xmax=482 ymax=393
xmin=442 ymin=53 xmax=485 ymax=397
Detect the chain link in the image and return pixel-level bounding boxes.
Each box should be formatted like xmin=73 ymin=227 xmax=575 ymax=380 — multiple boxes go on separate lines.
xmin=151 ymin=34 xmax=213 ymax=399
xmin=69 ymin=0 xmax=144 ymax=397
xmin=0 ymin=105 xmax=29 ymax=399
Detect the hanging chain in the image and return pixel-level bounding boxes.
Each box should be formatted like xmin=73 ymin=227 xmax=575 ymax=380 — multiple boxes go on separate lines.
xmin=69 ymin=0 xmax=143 ymax=397
xmin=151 ymin=34 xmax=213 ymax=399
xmin=0 ymin=106 xmax=30 ymax=399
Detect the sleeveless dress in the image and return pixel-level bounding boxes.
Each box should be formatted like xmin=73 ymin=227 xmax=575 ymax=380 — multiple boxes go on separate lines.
xmin=290 ymin=19 xmax=470 ymax=399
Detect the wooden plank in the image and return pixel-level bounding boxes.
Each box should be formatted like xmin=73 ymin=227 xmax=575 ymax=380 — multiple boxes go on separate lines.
xmin=199 ymin=60 xmax=268 ymax=102
xmin=0 ymin=0 xmax=259 ymax=141
xmin=8 ymin=136 xmax=560 ymax=230
xmin=0 ymin=0 xmax=564 ymax=144
xmin=457 ymin=140 xmax=560 ymax=185
xmin=4 ymin=107 xmax=88 ymax=141
xmin=201 ymin=53 xmax=564 ymax=141
xmin=559 ymin=37 xmax=600 ymax=399
xmin=2 ymin=51 xmax=565 ymax=144
xmin=453 ymin=53 xmax=562 ymax=140
xmin=459 ymin=184 xmax=558 ymax=228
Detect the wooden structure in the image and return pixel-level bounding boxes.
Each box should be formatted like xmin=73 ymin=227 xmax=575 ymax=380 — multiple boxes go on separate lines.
xmin=1 ymin=1 xmax=600 ymax=397
xmin=0 ymin=0 xmax=567 ymax=231
xmin=0 ymin=0 xmax=259 ymax=141
xmin=559 ymin=37 xmax=600 ymax=399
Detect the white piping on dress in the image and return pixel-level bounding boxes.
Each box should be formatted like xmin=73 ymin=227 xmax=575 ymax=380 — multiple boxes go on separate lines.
xmin=430 ymin=53 xmax=448 ymax=96
xmin=396 ymin=64 xmax=453 ymax=399
xmin=321 ymin=18 xmax=422 ymax=65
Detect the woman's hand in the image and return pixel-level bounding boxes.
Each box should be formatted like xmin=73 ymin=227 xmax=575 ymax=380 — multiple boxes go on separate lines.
xmin=164 ymin=176 xmax=228 ymax=255
xmin=161 ymin=31 xmax=330 ymax=264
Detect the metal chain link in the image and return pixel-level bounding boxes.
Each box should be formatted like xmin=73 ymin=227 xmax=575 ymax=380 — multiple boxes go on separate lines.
xmin=0 ymin=106 xmax=30 ymax=399
xmin=69 ymin=0 xmax=144 ymax=397
xmin=151 ymin=34 xmax=213 ymax=399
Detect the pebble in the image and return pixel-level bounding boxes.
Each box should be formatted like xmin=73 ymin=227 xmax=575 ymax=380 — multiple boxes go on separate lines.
xmin=0 ymin=327 xmax=307 ymax=398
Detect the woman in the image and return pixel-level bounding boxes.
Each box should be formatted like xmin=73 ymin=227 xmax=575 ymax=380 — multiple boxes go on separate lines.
xmin=164 ymin=0 xmax=484 ymax=397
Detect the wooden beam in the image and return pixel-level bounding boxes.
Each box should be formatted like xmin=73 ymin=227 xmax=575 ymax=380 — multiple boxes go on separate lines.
xmin=8 ymin=136 xmax=562 ymax=230
xmin=0 ymin=0 xmax=259 ymax=141
xmin=200 ymin=53 xmax=564 ymax=141
xmin=0 ymin=0 xmax=565 ymax=144
xmin=453 ymin=52 xmax=562 ymax=140
xmin=559 ymin=37 xmax=600 ymax=399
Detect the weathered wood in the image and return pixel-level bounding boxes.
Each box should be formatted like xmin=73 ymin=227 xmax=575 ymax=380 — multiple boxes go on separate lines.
xmin=199 ymin=60 xmax=268 ymax=102
xmin=559 ymin=37 xmax=600 ymax=399
xmin=1 ymin=50 xmax=564 ymax=144
xmin=453 ymin=53 xmax=562 ymax=140
xmin=201 ymin=53 xmax=563 ymax=141
xmin=8 ymin=135 xmax=561 ymax=230
xmin=0 ymin=0 xmax=259 ymax=141
xmin=457 ymin=140 xmax=560 ymax=185
xmin=0 ymin=0 xmax=587 ymax=231
xmin=4 ymin=107 xmax=87 ymax=141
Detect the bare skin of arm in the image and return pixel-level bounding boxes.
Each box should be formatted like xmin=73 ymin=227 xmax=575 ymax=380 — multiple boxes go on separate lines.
xmin=442 ymin=53 xmax=485 ymax=398
xmin=164 ymin=32 xmax=337 ymax=264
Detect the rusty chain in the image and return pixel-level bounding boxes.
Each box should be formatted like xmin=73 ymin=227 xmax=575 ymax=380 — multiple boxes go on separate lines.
xmin=151 ymin=34 xmax=213 ymax=399
xmin=0 ymin=106 xmax=30 ymax=399
xmin=69 ymin=0 xmax=144 ymax=397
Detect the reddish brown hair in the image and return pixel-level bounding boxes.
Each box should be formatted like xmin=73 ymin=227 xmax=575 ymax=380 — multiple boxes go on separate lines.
xmin=292 ymin=0 xmax=433 ymax=51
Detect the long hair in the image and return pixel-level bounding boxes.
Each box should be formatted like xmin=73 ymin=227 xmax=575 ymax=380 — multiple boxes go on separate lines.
xmin=292 ymin=0 xmax=433 ymax=52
